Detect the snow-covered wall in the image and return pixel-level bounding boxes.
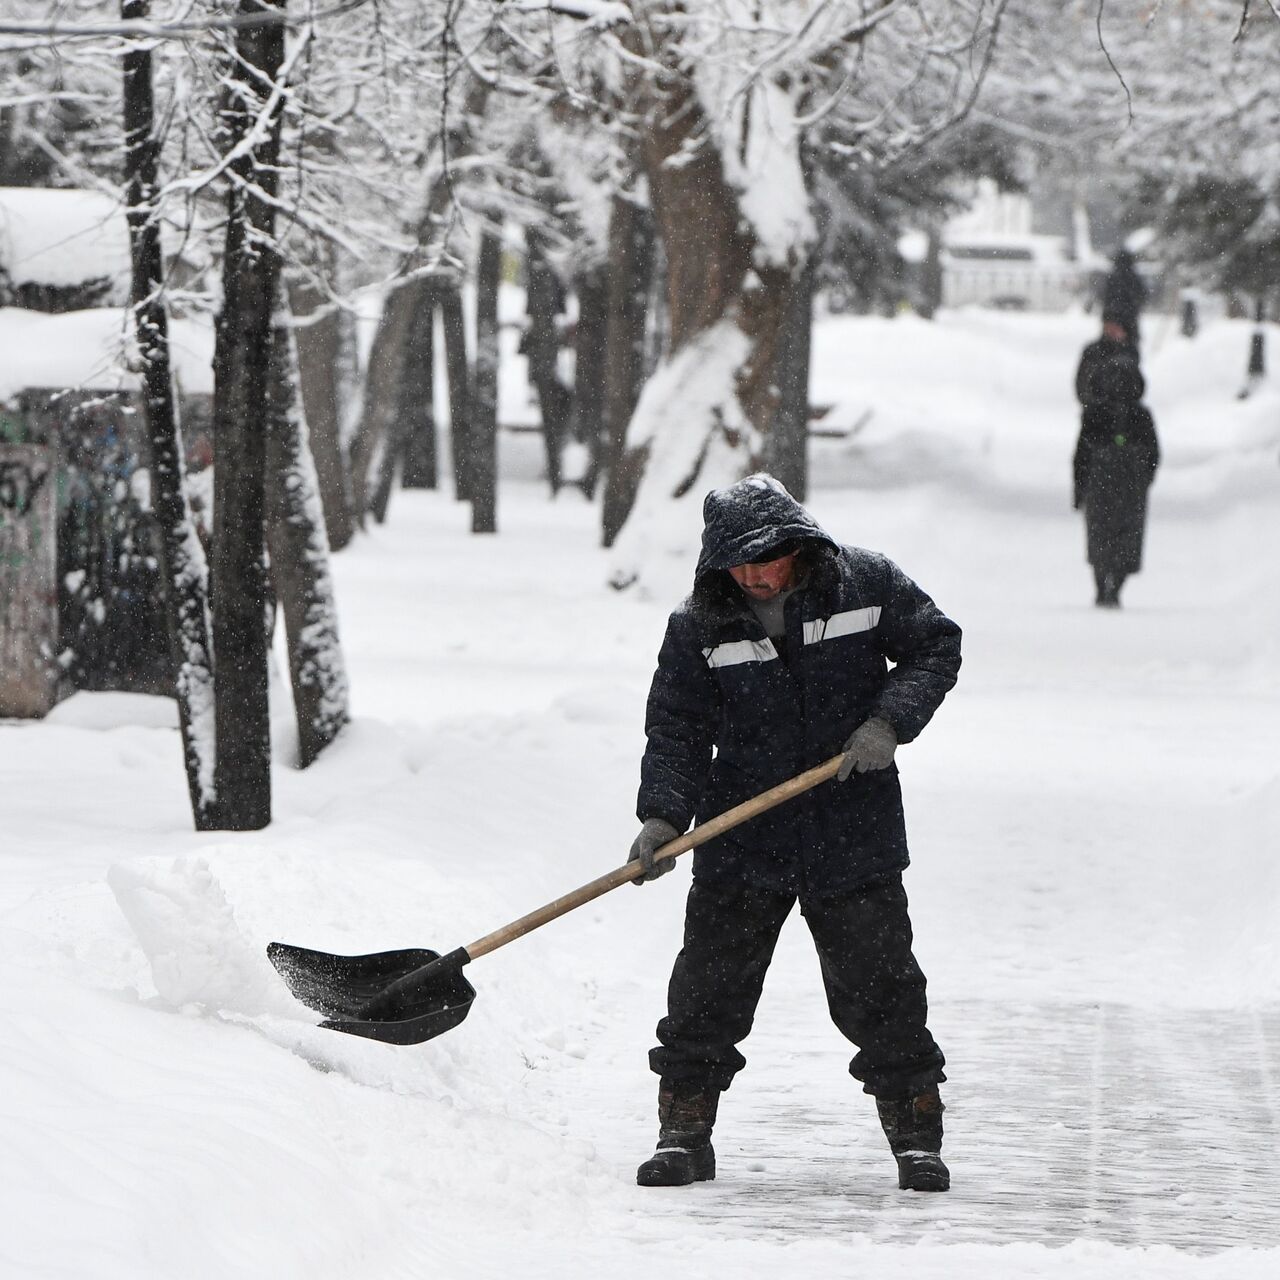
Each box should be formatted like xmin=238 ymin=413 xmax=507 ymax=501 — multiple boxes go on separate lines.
xmin=0 ymin=307 xmax=214 ymax=401
xmin=0 ymin=187 xmax=132 ymax=290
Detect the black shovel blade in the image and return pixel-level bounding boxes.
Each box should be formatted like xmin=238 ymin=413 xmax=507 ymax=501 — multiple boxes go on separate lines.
xmin=267 ymin=942 xmax=476 ymax=1046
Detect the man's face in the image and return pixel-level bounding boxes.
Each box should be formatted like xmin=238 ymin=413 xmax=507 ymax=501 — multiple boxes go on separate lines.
xmin=1102 ymin=321 xmax=1128 ymax=342
xmin=728 ymin=551 xmax=799 ymax=601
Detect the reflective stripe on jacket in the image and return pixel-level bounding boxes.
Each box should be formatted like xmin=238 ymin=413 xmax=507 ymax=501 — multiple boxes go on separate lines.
xmin=638 ymin=543 xmax=961 ymax=896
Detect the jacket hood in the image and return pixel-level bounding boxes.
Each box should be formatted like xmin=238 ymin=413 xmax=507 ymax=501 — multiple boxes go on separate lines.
xmin=694 ymin=473 xmax=839 ymax=584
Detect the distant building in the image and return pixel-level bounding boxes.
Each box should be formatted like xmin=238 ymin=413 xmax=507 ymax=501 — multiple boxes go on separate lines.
xmin=938 ymin=179 xmax=1110 ymax=313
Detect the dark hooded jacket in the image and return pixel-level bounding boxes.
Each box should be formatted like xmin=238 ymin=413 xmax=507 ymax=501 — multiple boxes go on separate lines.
xmin=1075 ymin=334 xmax=1135 ymax=406
xmin=637 ymin=475 xmax=962 ymax=896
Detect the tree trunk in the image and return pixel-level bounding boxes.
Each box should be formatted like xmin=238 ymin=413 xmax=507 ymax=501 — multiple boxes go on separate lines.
xmin=122 ymin=0 xmax=217 ymax=829
xmin=210 ymin=0 xmax=286 ymax=830
xmin=601 ymin=192 xmax=654 ymax=546
xmin=525 ymin=229 xmax=573 ymax=495
xmin=348 ymin=277 xmax=430 ymax=521
xmin=440 ymin=283 xmax=472 ymax=501
xmin=288 ymin=276 xmax=354 ymax=550
xmin=1179 ymin=295 xmax=1199 ymax=339
xmin=644 ymin=96 xmax=757 ymax=356
xmin=765 ymin=250 xmax=815 ymax=501
xmin=607 ymin=73 xmax=801 ymax=585
xmin=573 ymin=266 xmax=608 ymax=499
xmin=265 ymin=306 xmax=350 ymax=767
xmin=470 ymin=227 xmax=501 ymax=533
xmin=345 ymin=73 xmax=491 ymax=522
xmin=400 ymin=284 xmax=438 ymax=490
xmin=919 ymin=226 xmax=943 ymax=320
xmin=366 ymin=433 xmax=401 ymax=524
xmin=366 ymin=304 xmax=419 ymax=524
xmin=1248 ymin=296 xmax=1266 ymax=378
xmin=368 ymin=283 xmax=438 ymax=523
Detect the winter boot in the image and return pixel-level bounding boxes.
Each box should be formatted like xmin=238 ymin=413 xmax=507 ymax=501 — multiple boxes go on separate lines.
xmin=636 ymin=1079 xmax=719 ymax=1187
xmin=876 ymin=1086 xmax=950 ymax=1192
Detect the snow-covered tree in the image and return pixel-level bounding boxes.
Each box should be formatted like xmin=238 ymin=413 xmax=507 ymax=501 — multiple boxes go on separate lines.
xmin=5 ymin=0 xmax=1015 ymax=598
xmin=973 ymin=0 xmax=1279 ymax=279
xmin=265 ymin=302 xmax=350 ymax=768
xmin=2 ymin=0 xmax=369 ymax=826
xmin=120 ymin=0 xmax=216 ymax=828
xmin=583 ymin=1 xmax=1011 ymax=584
xmin=970 ymin=0 xmax=1279 ymax=383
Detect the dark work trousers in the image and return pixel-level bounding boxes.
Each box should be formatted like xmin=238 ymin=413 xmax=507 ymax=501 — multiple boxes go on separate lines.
xmin=650 ymin=873 xmax=946 ymax=1100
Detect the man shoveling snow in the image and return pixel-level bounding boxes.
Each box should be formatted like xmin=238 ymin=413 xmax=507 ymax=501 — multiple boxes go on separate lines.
xmin=628 ymin=474 xmax=961 ymax=1193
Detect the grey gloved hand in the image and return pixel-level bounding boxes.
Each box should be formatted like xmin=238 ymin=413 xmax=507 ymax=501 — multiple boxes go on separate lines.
xmin=838 ymin=717 xmax=897 ymax=781
xmin=629 ymin=818 xmax=680 ymax=884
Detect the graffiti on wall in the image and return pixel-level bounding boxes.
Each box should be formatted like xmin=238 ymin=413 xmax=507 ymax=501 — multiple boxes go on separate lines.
xmin=0 ymin=442 xmax=58 ymax=717
xmin=0 ymin=458 xmax=51 ymax=518
xmin=15 ymin=390 xmax=173 ymax=695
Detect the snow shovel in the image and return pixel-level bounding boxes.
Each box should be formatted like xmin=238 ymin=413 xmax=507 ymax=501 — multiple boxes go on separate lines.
xmin=268 ymin=752 xmax=846 ymax=1046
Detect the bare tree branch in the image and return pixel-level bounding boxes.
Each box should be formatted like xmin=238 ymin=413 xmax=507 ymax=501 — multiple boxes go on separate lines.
xmin=0 ymin=0 xmax=371 ymax=42
xmin=1095 ymin=0 xmax=1133 ymax=125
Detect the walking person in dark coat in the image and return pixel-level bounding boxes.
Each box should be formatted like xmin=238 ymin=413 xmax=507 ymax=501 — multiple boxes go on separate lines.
xmin=1073 ymin=357 xmax=1160 ymax=607
xmin=1100 ymin=249 xmax=1149 ymax=349
xmin=627 ymin=474 xmax=961 ymax=1193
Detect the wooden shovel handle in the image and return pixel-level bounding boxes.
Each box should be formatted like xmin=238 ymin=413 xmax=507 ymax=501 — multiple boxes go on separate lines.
xmin=463 ymin=753 xmax=845 ymax=961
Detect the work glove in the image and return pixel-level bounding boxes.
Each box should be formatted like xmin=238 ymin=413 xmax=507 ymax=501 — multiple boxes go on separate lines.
xmin=628 ymin=818 xmax=680 ymax=884
xmin=838 ymin=717 xmax=897 ymax=781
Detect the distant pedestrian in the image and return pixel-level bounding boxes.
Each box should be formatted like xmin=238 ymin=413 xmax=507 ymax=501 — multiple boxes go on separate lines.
xmin=1072 ymin=357 xmax=1160 ymax=608
xmin=1100 ymin=249 xmax=1149 ymax=349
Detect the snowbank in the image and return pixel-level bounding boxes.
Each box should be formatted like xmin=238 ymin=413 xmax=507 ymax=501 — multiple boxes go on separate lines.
xmin=808 ymin=308 xmax=1280 ymax=504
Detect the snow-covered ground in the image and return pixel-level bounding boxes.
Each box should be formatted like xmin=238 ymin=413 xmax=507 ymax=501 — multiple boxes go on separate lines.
xmin=2 ymin=309 xmax=1278 ymax=1278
